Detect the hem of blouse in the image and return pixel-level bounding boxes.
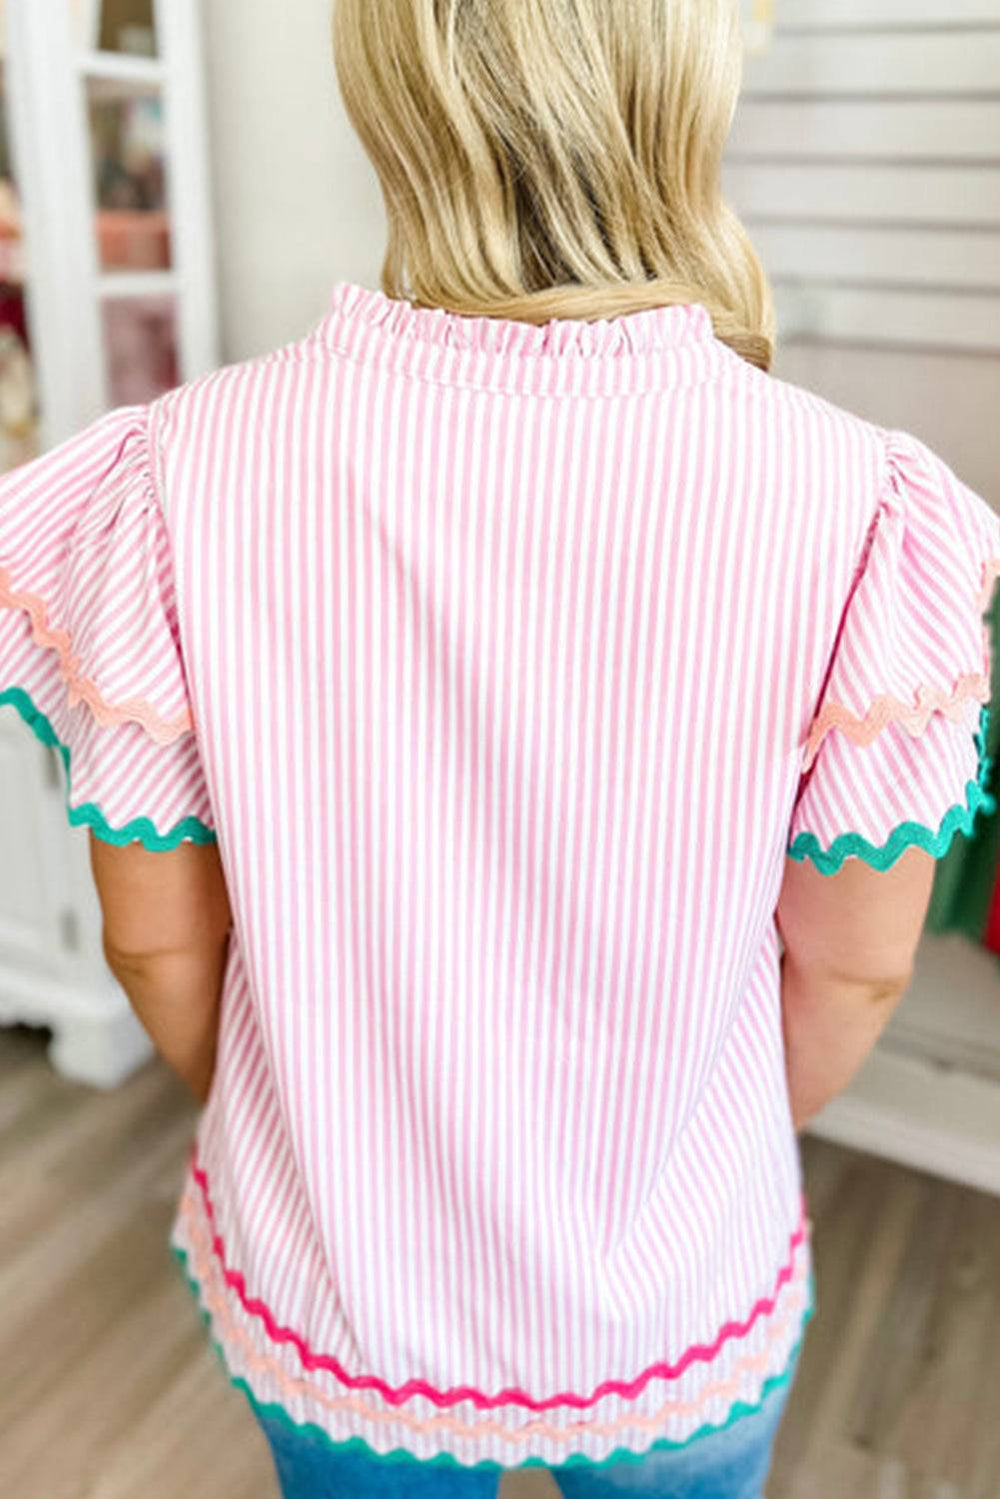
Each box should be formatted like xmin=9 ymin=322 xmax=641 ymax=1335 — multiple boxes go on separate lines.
xmin=0 ymin=567 xmax=194 ymax=745
xmin=168 ymin=1242 xmax=815 ymax=1474
xmin=787 ymin=704 xmax=995 ymax=875
xmin=182 ymin=1145 xmax=811 ymax=1413
xmin=0 ymin=685 xmax=216 ymax=849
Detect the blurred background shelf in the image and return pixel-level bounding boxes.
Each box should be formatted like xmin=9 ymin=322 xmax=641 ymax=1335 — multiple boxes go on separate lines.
xmin=79 ymin=50 xmax=162 ymax=90
xmin=98 ymin=267 xmax=175 ymax=298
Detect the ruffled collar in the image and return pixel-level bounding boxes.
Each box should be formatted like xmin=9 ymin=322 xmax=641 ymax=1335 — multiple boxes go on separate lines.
xmin=319 ymin=281 xmax=727 ymax=396
xmin=327 ymin=280 xmax=714 ymax=358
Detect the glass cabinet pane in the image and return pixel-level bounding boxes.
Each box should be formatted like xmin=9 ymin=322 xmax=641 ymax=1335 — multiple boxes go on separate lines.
xmin=102 ymin=294 xmax=179 ymax=405
xmin=99 ymin=0 xmax=156 ymax=57
xmin=88 ymin=83 xmax=170 ymax=270
xmin=71 ymin=0 xmax=157 ymax=57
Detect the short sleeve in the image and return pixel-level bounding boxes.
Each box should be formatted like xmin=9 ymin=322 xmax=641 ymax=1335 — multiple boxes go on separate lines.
xmin=787 ymin=427 xmax=1000 ymax=874
xmin=0 ymin=404 xmax=216 ymax=848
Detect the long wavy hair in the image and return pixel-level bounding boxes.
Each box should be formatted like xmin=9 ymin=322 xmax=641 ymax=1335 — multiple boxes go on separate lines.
xmin=332 ymin=0 xmax=774 ymax=370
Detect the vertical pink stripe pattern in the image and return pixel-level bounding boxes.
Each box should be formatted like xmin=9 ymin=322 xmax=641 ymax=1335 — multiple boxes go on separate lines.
xmin=4 ymin=280 xmax=1000 ymax=1467
xmin=163 ymin=285 xmax=828 ymax=1465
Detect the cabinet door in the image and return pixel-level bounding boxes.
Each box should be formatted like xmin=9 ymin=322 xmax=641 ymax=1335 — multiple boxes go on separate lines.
xmin=0 ymin=703 xmax=69 ymax=975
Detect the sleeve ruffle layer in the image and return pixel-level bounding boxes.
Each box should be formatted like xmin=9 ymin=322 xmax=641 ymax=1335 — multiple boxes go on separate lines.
xmin=788 ymin=428 xmax=1000 ymax=874
xmin=0 ymin=405 xmax=215 ymax=849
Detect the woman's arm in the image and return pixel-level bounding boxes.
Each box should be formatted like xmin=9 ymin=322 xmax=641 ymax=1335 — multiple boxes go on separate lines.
xmin=779 ymin=950 xmax=911 ymax=1130
xmin=101 ymin=935 xmax=230 ymax=1104
xmin=776 ymin=844 xmax=937 ymax=1131
xmin=88 ymin=836 xmax=233 ymax=1104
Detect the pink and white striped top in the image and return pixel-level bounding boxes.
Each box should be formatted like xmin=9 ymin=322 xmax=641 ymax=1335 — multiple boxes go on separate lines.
xmin=3 ymin=280 xmax=1000 ymax=1472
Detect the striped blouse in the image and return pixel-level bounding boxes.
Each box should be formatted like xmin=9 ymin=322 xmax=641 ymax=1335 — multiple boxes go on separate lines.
xmin=3 ymin=280 xmax=999 ymax=1473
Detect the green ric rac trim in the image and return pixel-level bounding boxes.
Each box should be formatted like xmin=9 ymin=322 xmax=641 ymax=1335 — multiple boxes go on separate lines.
xmin=169 ymin=1243 xmax=816 ymax=1475
xmin=0 ymin=686 xmax=216 ymax=850
xmin=787 ymin=703 xmax=996 ymax=876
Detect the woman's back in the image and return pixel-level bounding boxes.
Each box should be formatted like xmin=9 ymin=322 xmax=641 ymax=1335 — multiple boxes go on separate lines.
xmin=168 ymin=282 xmax=817 ymax=1460
xmin=4 ymin=0 xmax=999 ymax=1485
xmin=153 ymin=280 xmax=992 ymax=1463
xmin=3 ymin=277 xmax=999 ymax=1474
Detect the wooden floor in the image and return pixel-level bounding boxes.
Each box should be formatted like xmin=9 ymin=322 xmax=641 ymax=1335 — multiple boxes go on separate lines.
xmin=2 ymin=1022 xmax=999 ymax=1499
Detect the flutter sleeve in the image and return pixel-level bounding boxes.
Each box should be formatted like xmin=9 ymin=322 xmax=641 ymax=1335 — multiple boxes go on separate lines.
xmin=787 ymin=427 xmax=1000 ymax=874
xmin=0 ymin=404 xmax=216 ymax=848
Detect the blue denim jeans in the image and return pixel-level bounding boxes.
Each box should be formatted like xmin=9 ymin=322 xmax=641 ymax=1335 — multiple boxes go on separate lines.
xmin=257 ymin=1344 xmax=798 ymax=1498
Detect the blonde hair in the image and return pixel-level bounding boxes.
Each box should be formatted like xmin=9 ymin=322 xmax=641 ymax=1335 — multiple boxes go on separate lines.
xmin=332 ymin=0 xmax=774 ymax=371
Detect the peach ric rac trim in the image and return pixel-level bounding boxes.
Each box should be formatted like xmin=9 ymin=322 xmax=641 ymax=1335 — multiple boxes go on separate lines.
xmin=802 ymin=670 xmax=992 ymax=773
xmin=802 ymin=554 xmax=1000 ymax=773
xmin=0 ymin=565 xmax=193 ymax=743
xmin=180 ymin=1186 xmax=810 ymax=1445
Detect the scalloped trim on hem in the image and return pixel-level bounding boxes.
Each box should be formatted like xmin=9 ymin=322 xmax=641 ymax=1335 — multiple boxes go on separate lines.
xmin=0 ymin=685 xmax=216 ymax=848
xmin=183 ymin=1149 xmax=811 ymax=1413
xmin=175 ymin=1199 xmax=812 ymax=1448
xmin=788 ymin=704 xmax=995 ymax=875
xmin=802 ymin=553 xmax=1000 ymax=773
xmin=170 ymin=1244 xmax=815 ymax=1474
xmin=0 ymin=565 xmax=194 ymax=744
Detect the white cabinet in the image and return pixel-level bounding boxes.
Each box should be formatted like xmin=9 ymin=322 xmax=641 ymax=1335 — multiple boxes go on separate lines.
xmin=5 ymin=0 xmax=219 ymax=447
xmin=0 ymin=708 xmax=68 ymax=967
xmin=0 ymin=706 xmax=156 ymax=1085
xmin=0 ymin=0 xmax=218 ymax=1084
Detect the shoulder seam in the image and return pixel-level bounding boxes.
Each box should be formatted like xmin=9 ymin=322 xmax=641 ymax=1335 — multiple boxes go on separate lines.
xmin=143 ymin=398 xmax=169 ymax=522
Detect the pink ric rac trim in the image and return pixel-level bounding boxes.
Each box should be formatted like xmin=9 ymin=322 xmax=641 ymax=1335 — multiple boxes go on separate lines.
xmin=188 ymin=1149 xmax=812 ymax=1414
xmin=0 ymin=566 xmax=193 ymax=743
xmin=181 ymin=1184 xmax=809 ymax=1444
xmin=802 ymin=551 xmax=1000 ymax=773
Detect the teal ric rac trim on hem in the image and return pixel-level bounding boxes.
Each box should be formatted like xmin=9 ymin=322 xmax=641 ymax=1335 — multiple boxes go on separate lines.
xmin=170 ymin=1242 xmax=816 ymax=1475
xmin=0 ymin=686 xmax=216 ymax=850
xmin=787 ymin=703 xmax=996 ymax=876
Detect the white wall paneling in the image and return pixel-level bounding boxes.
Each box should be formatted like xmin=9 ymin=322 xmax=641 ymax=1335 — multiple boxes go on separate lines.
xmin=775 ymin=0 xmax=1000 ymax=27
xmin=744 ymin=33 xmax=1000 ymax=95
xmin=731 ymin=100 xmax=1000 ymax=160
xmin=729 ymin=2 xmax=1000 ymax=353
xmin=757 ymin=224 xmax=1000 ymax=290
xmin=200 ymin=0 xmax=382 ymax=362
xmin=734 ymin=3 xmax=1000 ymax=1184
xmin=774 ymin=285 xmax=1000 ymax=352
xmin=722 ymin=164 xmax=1000 ymax=226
